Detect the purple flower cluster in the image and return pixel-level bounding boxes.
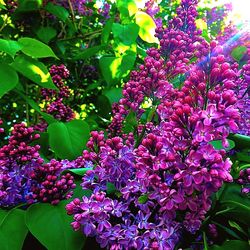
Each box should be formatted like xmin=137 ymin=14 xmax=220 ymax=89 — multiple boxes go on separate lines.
xmin=66 ymin=0 xmax=250 ymax=248
xmin=41 ymin=64 xmax=75 ymax=123
xmin=145 ymin=0 xmax=162 ymax=28
xmin=205 ymin=3 xmax=232 ymax=29
xmin=0 ymin=123 xmax=43 ymax=207
xmin=234 ymin=60 xmax=250 ymax=135
xmin=0 ymin=123 xmax=75 ymax=208
xmin=237 ymin=168 xmax=250 ymax=194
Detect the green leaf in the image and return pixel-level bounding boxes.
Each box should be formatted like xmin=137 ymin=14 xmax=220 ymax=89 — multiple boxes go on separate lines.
xmin=106 ymin=182 xmax=117 ymax=195
xmin=36 ymin=27 xmax=57 ymax=44
xmin=45 ymin=2 xmax=69 ymax=22
xmin=138 ymin=194 xmax=148 ymax=204
xmin=236 ymin=150 xmax=250 ymax=163
xmin=62 ymin=168 xmax=92 ymax=177
xmin=15 ymin=89 xmax=56 ymax=124
xmin=220 ymin=200 xmax=250 ymax=225
xmin=123 ymin=111 xmax=137 ymax=133
xmin=120 ymin=51 xmax=136 ymax=77
xmin=229 ymin=134 xmax=250 ymax=149
xmin=96 ymin=95 xmax=112 ymax=119
xmin=203 ymin=232 xmax=209 ymax=250
xmin=211 ymin=221 xmax=242 ymax=240
xmin=26 ymin=201 xmax=85 ymax=250
xmin=112 ymin=23 xmax=139 ymax=45
xmin=218 ymin=183 xmax=250 ymax=225
xmin=0 ymin=63 xmax=18 ymax=98
xmin=209 ymin=139 xmax=235 ymax=151
xmin=135 ymin=11 xmax=158 ymax=43
xmin=0 ymin=208 xmax=28 ymax=250
xmin=231 ymin=46 xmax=247 ymax=62
xmin=48 ymin=120 xmax=90 ymax=160
xmin=99 ymin=56 xmax=120 ymax=85
xmin=73 ymin=45 xmax=106 ymax=60
xmin=18 ymin=37 xmax=58 ymax=59
xmin=103 ymin=88 xmax=123 ymax=104
xmin=0 ymin=210 xmax=8 ymax=226
xmin=11 ymin=54 xmax=57 ymax=89
xmin=17 ymin=0 xmax=42 ymax=11
xmin=116 ymin=0 xmax=137 ymax=20
xmin=228 ymin=220 xmax=247 ymax=236
xmin=0 ymin=39 xmax=22 ymax=58
xmin=209 ymin=240 xmax=249 ymax=250
xmin=101 ymin=18 xmax=114 ymax=44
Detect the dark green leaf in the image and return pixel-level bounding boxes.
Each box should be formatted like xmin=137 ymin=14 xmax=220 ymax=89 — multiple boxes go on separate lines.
xmin=17 ymin=0 xmax=42 ymax=11
xmin=0 ymin=39 xmax=22 ymax=58
xmin=0 ymin=63 xmax=18 ymax=98
xmin=106 ymin=182 xmax=117 ymax=195
xmin=36 ymin=27 xmax=57 ymax=44
xmin=48 ymin=120 xmax=90 ymax=160
xmin=103 ymin=88 xmax=123 ymax=104
xmin=0 ymin=208 xmax=28 ymax=250
xmin=26 ymin=201 xmax=85 ymax=250
xmin=101 ymin=18 xmax=114 ymax=44
xmin=123 ymin=111 xmax=137 ymax=133
xmin=209 ymin=240 xmax=249 ymax=250
xmin=236 ymin=150 xmax=250 ymax=163
xmin=11 ymin=55 xmax=57 ymax=89
xmin=96 ymin=95 xmax=112 ymax=119
xmin=211 ymin=221 xmax=242 ymax=240
xmin=228 ymin=220 xmax=247 ymax=236
xmin=18 ymin=37 xmax=58 ymax=59
xmin=218 ymin=183 xmax=250 ymax=225
xmin=45 ymin=2 xmax=69 ymax=22
xmin=229 ymin=134 xmax=250 ymax=149
xmin=73 ymin=45 xmax=106 ymax=60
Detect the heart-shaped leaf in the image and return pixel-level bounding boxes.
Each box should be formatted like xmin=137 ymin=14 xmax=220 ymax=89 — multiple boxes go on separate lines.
xmin=26 ymin=201 xmax=85 ymax=250
xmin=48 ymin=120 xmax=90 ymax=160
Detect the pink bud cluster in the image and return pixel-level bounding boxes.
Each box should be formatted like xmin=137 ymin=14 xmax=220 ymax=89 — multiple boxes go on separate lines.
xmin=40 ymin=64 xmax=75 ymax=124
xmin=29 ymin=159 xmax=76 ymax=205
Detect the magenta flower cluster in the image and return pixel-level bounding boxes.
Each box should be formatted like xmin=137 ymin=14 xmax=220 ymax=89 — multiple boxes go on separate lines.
xmin=41 ymin=64 xmax=75 ymax=123
xmin=0 ymin=123 xmax=75 ymax=207
xmin=66 ymin=0 xmax=250 ymax=249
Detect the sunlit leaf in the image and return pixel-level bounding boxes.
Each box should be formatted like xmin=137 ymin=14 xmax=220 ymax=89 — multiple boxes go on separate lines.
xmin=0 ymin=39 xmax=22 ymax=58
xmin=18 ymin=37 xmax=58 ymax=59
xmin=135 ymin=11 xmax=158 ymax=43
xmin=11 ymin=55 xmax=57 ymax=89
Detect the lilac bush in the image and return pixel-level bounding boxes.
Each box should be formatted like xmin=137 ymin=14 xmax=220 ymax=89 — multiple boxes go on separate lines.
xmin=66 ymin=0 xmax=249 ymax=249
